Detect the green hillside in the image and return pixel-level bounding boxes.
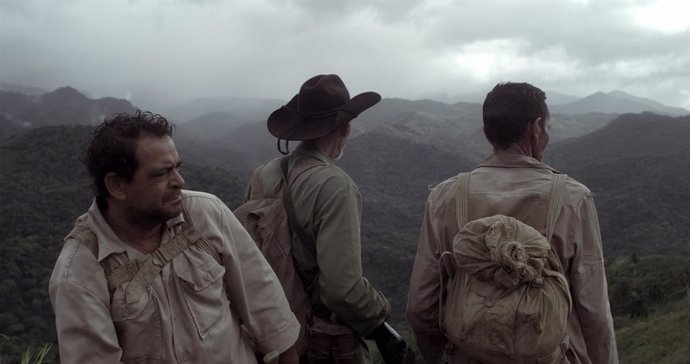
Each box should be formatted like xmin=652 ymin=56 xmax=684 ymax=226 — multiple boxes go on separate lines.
xmin=616 ymin=302 xmax=690 ymax=364
xmin=548 ymin=113 xmax=690 ymax=256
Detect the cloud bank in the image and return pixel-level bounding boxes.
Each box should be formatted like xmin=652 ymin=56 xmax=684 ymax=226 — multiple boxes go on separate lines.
xmin=1 ymin=0 xmax=688 ymax=110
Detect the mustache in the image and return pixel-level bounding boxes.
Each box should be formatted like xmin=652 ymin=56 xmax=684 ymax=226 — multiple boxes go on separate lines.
xmin=163 ymin=192 xmax=182 ymax=202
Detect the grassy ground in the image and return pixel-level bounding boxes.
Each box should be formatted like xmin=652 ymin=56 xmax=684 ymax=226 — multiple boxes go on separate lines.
xmin=616 ymin=300 xmax=690 ymax=364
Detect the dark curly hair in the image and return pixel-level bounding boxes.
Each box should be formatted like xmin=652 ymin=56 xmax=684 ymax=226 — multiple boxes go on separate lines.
xmin=483 ymin=82 xmax=549 ymax=149
xmin=84 ymin=110 xmax=174 ymax=210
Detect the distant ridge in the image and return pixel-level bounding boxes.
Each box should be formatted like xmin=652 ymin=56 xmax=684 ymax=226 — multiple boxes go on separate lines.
xmin=0 ymin=86 xmax=136 ymax=139
xmin=163 ymin=97 xmax=284 ymax=124
xmin=551 ymin=91 xmax=688 ymax=116
xmin=0 ymin=81 xmax=47 ymax=95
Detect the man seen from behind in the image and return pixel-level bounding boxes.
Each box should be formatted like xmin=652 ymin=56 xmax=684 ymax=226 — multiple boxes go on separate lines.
xmin=406 ymin=82 xmax=618 ymax=364
xmin=243 ymin=74 xmax=392 ymax=363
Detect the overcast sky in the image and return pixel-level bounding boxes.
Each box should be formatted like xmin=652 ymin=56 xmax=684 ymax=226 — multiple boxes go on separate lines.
xmin=1 ymin=0 xmax=689 ymax=110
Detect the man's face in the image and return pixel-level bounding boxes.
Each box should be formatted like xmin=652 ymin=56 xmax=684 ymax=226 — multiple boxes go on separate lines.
xmin=121 ymin=135 xmax=185 ymax=224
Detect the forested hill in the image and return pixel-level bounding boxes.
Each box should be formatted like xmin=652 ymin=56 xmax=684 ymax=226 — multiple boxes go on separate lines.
xmin=0 ymin=87 xmax=136 ymax=139
xmin=548 ymin=113 xmax=690 ymax=256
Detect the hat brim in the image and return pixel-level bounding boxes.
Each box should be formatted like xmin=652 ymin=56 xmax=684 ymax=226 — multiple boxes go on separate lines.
xmin=268 ymin=91 xmax=381 ymax=141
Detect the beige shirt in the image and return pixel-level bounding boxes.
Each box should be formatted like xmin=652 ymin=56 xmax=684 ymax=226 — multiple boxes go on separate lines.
xmin=50 ymin=190 xmax=299 ymax=364
xmin=407 ymin=150 xmax=618 ymax=364
xmin=247 ymin=146 xmax=388 ymax=337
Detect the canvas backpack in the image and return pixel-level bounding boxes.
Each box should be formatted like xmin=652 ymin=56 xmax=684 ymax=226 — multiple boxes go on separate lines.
xmin=439 ymin=172 xmax=572 ymax=364
xmin=233 ymin=156 xmax=323 ymax=356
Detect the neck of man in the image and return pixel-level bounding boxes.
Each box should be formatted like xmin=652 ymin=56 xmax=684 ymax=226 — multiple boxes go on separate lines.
xmin=494 ymin=142 xmax=542 ymax=161
xmin=103 ymin=202 xmax=164 ymax=254
xmin=302 ymin=134 xmax=342 ymax=161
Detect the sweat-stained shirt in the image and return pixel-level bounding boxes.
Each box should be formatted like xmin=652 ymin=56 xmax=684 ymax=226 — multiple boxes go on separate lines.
xmin=407 ymin=150 xmax=618 ymax=364
xmin=245 ymin=145 xmax=389 ymax=337
xmin=49 ymin=190 xmax=300 ymax=364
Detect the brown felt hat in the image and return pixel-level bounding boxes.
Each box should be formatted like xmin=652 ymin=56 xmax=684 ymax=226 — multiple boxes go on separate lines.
xmin=267 ymin=74 xmax=381 ymax=141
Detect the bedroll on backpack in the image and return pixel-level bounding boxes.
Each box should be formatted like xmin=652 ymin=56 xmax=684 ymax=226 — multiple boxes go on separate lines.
xmin=440 ymin=173 xmax=572 ymax=364
xmin=233 ymin=157 xmax=322 ymax=356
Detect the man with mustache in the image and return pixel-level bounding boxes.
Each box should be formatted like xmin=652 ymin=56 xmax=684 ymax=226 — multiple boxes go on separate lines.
xmin=49 ymin=111 xmax=300 ymax=363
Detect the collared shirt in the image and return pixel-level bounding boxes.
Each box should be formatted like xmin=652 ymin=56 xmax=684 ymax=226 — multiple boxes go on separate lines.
xmin=407 ymin=149 xmax=618 ymax=364
xmin=247 ymin=145 xmax=388 ymax=337
xmin=49 ymin=190 xmax=299 ymax=364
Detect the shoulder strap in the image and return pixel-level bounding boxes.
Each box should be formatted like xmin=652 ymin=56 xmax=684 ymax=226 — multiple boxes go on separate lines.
xmin=456 ymin=172 xmax=471 ymax=231
xmin=247 ymin=165 xmax=266 ymax=200
xmin=546 ymin=174 xmax=567 ymax=242
xmin=65 ymin=221 xmax=121 ymax=276
xmin=65 ymin=222 xmax=98 ymax=257
xmin=280 ymin=157 xmax=317 ymax=250
xmin=124 ymin=223 xmax=203 ymax=303
xmin=66 ymin=207 xmax=220 ymax=299
xmin=182 ymin=208 xmax=221 ymax=264
xmin=279 ymin=156 xmax=324 ymax=295
xmin=456 ymin=172 xmax=567 ymax=241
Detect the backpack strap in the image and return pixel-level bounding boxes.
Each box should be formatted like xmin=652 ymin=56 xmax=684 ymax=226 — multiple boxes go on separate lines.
xmin=247 ymin=165 xmax=266 ymax=200
xmin=65 ymin=206 xmax=221 ymax=299
xmin=456 ymin=172 xmax=568 ymax=241
xmin=546 ymin=174 xmax=567 ymax=242
xmin=544 ymin=174 xmax=572 ymax=312
xmin=439 ymin=172 xmax=471 ymax=329
xmin=455 ymin=172 xmax=471 ymax=231
xmin=279 ymin=156 xmax=323 ymax=295
xmin=182 ymin=208 xmax=221 ymax=264
xmin=280 ymin=157 xmax=316 ymax=252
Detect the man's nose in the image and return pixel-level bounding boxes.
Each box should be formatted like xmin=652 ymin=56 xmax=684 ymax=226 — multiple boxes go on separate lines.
xmin=171 ymin=168 xmax=185 ymax=188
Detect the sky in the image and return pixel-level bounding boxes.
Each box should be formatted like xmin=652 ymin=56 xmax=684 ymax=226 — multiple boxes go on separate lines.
xmin=1 ymin=0 xmax=689 ymax=111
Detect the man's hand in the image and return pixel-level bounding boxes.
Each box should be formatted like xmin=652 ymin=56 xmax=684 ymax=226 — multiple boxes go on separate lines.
xmin=277 ymin=347 xmax=300 ymax=364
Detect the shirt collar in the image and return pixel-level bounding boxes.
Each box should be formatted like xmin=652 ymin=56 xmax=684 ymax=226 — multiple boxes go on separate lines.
xmin=477 ymin=148 xmax=560 ymax=173
xmin=86 ymin=199 xmax=185 ymax=262
xmin=292 ymin=143 xmax=334 ymax=165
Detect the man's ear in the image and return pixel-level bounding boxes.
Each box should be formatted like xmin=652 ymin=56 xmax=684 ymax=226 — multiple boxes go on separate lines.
xmin=530 ymin=117 xmax=543 ymax=139
xmin=338 ymin=122 xmax=351 ymax=138
xmin=104 ymin=172 xmax=127 ymax=201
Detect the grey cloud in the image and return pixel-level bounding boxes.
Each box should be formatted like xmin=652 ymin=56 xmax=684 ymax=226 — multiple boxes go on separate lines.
xmin=272 ymin=0 xmax=422 ymax=23
xmin=0 ymin=0 xmax=688 ymax=110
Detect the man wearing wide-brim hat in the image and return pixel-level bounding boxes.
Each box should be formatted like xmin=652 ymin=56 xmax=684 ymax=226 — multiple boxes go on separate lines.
xmin=243 ymin=74 xmax=391 ymax=363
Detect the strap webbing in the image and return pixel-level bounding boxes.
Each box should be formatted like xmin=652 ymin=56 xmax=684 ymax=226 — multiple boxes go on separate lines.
xmin=65 ymin=206 xmax=220 ymax=301
xmin=124 ymin=225 xmax=202 ymax=303
xmin=455 ymin=172 xmax=471 ymax=231
xmin=456 ymin=172 xmax=567 ymax=241
xmin=279 ymin=157 xmax=322 ymax=295
xmin=546 ymin=174 xmax=567 ymax=242
xmin=280 ymin=157 xmax=316 ymax=251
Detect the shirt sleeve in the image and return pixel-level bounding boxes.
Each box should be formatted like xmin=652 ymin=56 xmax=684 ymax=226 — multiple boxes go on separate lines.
xmin=406 ymin=194 xmax=447 ymax=364
xmin=49 ymin=243 xmax=124 ymax=364
xmin=215 ymin=199 xmax=300 ymax=360
xmin=569 ymin=193 xmax=619 ymax=364
xmin=312 ymin=174 xmax=388 ymax=337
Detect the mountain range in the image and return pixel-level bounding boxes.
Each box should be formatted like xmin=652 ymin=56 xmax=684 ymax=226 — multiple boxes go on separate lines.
xmin=3 ymin=85 xmax=689 ymax=259
xmin=1 ymin=84 xmax=689 ymax=362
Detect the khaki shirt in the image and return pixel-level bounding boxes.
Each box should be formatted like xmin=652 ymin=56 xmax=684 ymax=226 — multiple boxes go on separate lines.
xmin=407 ymin=150 xmax=618 ymax=364
xmin=247 ymin=146 xmax=388 ymax=337
xmin=50 ymin=190 xmax=299 ymax=363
